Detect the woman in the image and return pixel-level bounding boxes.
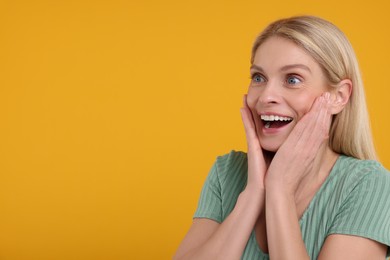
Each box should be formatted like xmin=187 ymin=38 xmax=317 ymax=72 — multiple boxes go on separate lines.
xmin=174 ymin=16 xmax=390 ymax=259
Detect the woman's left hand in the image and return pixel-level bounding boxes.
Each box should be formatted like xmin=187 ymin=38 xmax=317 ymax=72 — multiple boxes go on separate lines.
xmin=265 ymin=92 xmax=333 ymax=195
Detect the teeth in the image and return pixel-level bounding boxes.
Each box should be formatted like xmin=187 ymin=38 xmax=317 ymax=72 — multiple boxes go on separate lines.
xmin=265 ymin=122 xmax=271 ymax=128
xmin=260 ymin=115 xmax=292 ymax=122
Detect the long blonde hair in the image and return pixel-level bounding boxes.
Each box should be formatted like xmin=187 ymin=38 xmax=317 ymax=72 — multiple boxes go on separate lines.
xmin=251 ymin=16 xmax=376 ymax=160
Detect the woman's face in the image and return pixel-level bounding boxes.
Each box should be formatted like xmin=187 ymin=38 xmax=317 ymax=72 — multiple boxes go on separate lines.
xmin=247 ymin=36 xmax=330 ymax=152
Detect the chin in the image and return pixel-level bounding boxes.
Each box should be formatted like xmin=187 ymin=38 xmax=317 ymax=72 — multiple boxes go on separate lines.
xmin=259 ymin=141 xmax=281 ymax=153
xmin=258 ymin=133 xmax=289 ymax=153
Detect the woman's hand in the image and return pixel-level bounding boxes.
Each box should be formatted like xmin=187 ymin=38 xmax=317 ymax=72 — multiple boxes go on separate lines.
xmin=264 ymin=92 xmax=333 ymax=260
xmin=240 ymin=95 xmax=267 ymax=192
xmin=266 ymin=92 xmax=333 ymax=195
xmin=174 ymin=95 xmax=270 ymax=260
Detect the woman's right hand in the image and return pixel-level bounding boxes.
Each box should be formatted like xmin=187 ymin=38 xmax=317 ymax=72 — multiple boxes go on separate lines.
xmin=240 ymin=94 xmax=267 ymax=192
xmin=174 ymin=95 xmax=267 ymax=260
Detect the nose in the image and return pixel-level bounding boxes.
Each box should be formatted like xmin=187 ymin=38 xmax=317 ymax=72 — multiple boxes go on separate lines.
xmin=257 ymin=81 xmax=281 ymax=105
xmin=246 ymin=79 xmax=282 ymax=110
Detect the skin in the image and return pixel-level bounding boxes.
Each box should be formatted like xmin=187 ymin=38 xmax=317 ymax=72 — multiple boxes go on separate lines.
xmin=247 ymin=36 xmax=338 ymax=220
xmin=247 ymin=36 xmax=330 ymax=153
xmin=173 ymin=36 xmax=387 ymax=260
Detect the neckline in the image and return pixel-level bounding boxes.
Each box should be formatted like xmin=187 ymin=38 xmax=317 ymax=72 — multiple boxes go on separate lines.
xmin=298 ymin=154 xmax=342 ymax=223
xmin=251 ymin=155 xmax=344 ymax=256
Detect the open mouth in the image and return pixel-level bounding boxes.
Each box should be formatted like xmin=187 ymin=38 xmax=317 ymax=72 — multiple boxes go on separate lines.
xmin=261 ymin=115 xmax=293 ymax=129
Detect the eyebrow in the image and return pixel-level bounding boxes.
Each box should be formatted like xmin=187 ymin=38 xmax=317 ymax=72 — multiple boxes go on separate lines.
xmin=250 ymin=64 xmax=312 ymax=74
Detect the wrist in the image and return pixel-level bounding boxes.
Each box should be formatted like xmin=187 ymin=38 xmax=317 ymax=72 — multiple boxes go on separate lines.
xmin=240 ymin=185 xmax=265 ymax=208
xmin=266 ymin=182 xmax=296 ymax=207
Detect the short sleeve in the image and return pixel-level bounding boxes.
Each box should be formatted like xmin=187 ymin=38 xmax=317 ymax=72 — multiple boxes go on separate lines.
xmin=193 ymin=161 xmax=223 ymax=223
xmin=328 ymin=165 xmax=390 ymax=256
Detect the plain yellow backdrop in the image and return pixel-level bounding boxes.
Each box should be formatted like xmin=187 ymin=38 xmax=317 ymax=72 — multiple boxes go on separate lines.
xmin=1 ymin=0 xmax=389 ymax=259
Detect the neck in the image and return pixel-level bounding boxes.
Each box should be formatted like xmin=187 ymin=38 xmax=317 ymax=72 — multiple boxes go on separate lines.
xmin=294 ymin=143 xmax=339 ymax=204
xmin=262 ymin=143 xmax=339 ymax=200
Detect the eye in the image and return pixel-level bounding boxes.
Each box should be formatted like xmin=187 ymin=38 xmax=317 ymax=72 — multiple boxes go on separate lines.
xmin=286 ymin=75 xmax=302 ymax=85
xmin=251 ymin=73 xmax=266 ymax=84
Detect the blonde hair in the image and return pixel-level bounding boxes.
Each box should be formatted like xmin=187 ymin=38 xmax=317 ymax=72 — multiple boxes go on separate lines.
xmin=251 ymin=16 xmax=376 ymax=160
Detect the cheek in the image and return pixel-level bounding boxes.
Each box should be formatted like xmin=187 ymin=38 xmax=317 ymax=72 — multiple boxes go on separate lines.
xmin=290 ymin=92 xmax=318 ymax=117
xmin=246 ymin=88 xmax=258 ymax=108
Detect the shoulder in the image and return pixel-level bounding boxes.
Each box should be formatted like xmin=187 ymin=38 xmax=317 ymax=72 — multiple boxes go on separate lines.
xmin=334 ymin=155 xmax=390 ymax=192
xmin=336 ymin=155 xmax=386 ymax=175
xmin=197 ymin=151 xmax=248 ymax=221
xmin=215 ymin=150 xmax=247 ymax=169
xmin=324 ymin=155 xmax=390 ymax=216
xmin=327 ymin=156 xmax=390 ymax=253
xmin=214 ymin=151 xmax=248 ymax=182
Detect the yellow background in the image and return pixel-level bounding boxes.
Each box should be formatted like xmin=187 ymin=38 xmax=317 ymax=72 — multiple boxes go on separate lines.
xmin=1 ymin=0 xmax=389 ymax=259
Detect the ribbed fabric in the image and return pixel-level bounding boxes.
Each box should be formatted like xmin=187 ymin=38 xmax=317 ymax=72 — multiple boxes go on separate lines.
xmin=193 ymin=150 xmax=390 ymax=259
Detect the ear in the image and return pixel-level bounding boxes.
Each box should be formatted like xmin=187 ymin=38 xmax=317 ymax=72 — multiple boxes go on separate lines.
xmin=330 ymin=79 xmax=352 ymax=115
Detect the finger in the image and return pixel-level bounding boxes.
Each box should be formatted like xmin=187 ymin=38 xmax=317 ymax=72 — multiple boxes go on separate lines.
xmin=286 ymin=93 xmax=329 ymax=153
xmin=296 ymin=93 xmax=332 ymax=152
xmin=289 ymin=93 xmax=325 ymax=143
xmin=240 ymin=106 xmax=259 ymax=147
xmin=240 ymin=96 xmax=264 ymax=162
xmin=308 ymin=92 xmax=332 ymax=139
xmin=240 ymin=100 xmax=266 ymax=185
xmin=300 ymin=93 xmax=326 ymax=130
xmin=241 ymin=95 xmax=257 ymax=136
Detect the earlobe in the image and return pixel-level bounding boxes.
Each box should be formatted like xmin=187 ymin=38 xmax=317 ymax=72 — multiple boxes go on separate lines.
xmin=330 ymin=79 xmax=352 ymax=115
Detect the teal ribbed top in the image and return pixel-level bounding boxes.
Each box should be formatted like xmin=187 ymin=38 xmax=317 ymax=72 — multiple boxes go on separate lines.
xmin=194 ymin=151 xmax=390 ymax=259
